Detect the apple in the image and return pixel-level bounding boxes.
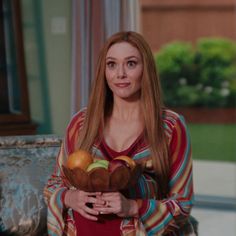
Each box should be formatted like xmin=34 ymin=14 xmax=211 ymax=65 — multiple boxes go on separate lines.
xmin=87 ymin=159 xmax=109 ymax=172
xmin=66 ymin=149 xmax=93 ymax=171
xmin=108 ymin=159 xmax=127 ymax=172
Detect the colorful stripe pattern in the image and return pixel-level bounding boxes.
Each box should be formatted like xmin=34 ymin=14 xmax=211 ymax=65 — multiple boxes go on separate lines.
xmin=44 ymin=108 xmax=194 ymax=236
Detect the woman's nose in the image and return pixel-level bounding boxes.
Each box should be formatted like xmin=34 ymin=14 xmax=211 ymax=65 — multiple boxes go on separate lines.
xmin=117 ymin=64 xmax=127 ymax=78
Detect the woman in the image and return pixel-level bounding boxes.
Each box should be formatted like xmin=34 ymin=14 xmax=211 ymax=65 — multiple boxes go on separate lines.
xmin=44 ymin=31 xmax=197 ymax=235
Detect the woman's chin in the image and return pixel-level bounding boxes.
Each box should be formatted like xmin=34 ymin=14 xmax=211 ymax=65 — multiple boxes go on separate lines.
xmin=113 ymin=91 xmax=141 ymax=102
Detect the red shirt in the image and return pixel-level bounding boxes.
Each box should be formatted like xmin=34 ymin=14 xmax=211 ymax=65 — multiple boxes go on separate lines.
xmin=73 ymin=212 xmax=122 ymax=236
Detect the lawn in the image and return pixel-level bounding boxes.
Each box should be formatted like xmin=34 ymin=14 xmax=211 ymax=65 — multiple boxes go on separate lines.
xmin=188 ymin=124 xmax=236 ymax=162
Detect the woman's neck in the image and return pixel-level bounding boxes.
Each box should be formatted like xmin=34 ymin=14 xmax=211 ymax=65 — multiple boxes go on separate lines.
xmin=111 ymin=97 xmax=142 ymax=122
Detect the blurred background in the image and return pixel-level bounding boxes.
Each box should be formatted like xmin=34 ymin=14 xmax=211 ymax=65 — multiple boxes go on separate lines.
xmin=0 ymin=0 xmax=235 ymax=235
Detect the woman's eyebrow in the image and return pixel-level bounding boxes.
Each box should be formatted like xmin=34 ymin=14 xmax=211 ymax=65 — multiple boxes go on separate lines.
xmin=125 ymin=56 xmax=139 ymax=60
xmin=106 ymin=56 xmax=139 ymax=60
xmin=106 ymin=56 xmax=116 ymax=60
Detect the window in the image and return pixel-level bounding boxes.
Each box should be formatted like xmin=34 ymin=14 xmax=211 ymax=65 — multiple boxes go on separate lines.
xmin=0 ymin=0 xmax=36 ymax=135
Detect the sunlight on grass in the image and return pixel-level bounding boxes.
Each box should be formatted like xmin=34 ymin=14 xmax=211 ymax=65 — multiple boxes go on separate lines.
xmin=188 ymin=124 xmax=236 ymax=162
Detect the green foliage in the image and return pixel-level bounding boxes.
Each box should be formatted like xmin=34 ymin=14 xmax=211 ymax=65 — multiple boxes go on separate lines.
xmin=155 ymin=37 xmax=236 ymax=107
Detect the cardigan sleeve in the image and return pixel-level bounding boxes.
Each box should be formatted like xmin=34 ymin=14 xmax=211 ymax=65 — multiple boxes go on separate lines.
xmin=137 ymin=114 xmax=194 ymax=235
xmin=43 ymin=108 xmax=87 ymax=236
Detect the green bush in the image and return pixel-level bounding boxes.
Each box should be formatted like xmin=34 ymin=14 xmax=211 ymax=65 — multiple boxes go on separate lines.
xmin=155 ymin=42 xmax=197 ymax=106
xmin=155 ymin=37 xmax=236 ymax=107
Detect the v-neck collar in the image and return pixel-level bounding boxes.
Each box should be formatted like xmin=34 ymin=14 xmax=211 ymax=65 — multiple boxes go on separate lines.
xmin=100 ymin=132 xmax=145 ymax=159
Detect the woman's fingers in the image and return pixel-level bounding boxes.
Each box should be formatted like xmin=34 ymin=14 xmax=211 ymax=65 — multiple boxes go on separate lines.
xmin=65 ymin=190 xmax=104 ymax=217
xmin=88 ymin=196 xmax=105 ymax=205
xmin=65 ymin=190 xmax=135 ymax=218
xmin=99 ymin=192 xmax=137 ymax=217
xmin=84 ymin=204 xmax=100 ymax=216
xmin=86 ymin=191 xmax=102 ymax=196
xmin=93 ymin=192 xmax=121 ymax=215
xmin=79 ymin=209 xmax=99 ymax=221
xmin=93 ymin=205 xmax=114 ymax=215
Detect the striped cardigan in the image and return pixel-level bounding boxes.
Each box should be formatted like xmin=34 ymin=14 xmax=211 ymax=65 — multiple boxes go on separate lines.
xmin=44 ymin=108 xmax=195 ymax=236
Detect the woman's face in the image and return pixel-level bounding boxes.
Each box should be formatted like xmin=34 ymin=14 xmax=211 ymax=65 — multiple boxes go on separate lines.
xmin=105 ymin=42 xmax=143 ymax=101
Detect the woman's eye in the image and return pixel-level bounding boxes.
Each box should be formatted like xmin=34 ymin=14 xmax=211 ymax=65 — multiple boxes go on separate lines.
xmin=127 ymin=60 xmax=137 ymax=68
xmin=106 ymin=61 xmax=116 ymax=69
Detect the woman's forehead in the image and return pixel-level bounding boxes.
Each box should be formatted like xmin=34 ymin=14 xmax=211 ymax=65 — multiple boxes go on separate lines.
xmin=106 ymin=42 xmax=141 ymax=59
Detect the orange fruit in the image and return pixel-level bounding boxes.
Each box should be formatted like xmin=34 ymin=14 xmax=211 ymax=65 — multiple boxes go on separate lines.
xmin=114 ymin=155 xmax=136 ymax=169
xmin=67 ymin=149 xmax=93 ymax=171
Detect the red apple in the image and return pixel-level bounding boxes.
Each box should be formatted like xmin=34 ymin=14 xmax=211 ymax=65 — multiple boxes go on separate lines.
xmin=108 ymin=159 xmax=127 ymax=173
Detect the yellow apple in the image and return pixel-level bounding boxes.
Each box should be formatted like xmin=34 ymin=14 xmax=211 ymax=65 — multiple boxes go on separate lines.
xmin=67 ymin=149 xmax=93 ymax=171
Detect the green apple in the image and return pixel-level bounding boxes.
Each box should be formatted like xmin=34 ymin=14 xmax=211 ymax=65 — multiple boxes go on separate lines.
xmin=87 ymin=159 xmax=109 ymax=172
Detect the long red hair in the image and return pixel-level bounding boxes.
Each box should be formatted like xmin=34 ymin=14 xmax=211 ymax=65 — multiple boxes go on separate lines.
xmin=77 ymin=31 xmax=169 ymax=197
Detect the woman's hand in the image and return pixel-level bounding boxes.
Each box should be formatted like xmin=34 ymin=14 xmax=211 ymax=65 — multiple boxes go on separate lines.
xmin=93 ymin=192 xmax=139 ymax=218
xmin=64 ymin=189 xmax=105 ymax=221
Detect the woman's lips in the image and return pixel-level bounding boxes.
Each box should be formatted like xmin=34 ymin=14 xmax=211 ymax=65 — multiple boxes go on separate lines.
xmin=114 ymin=83 xmax=130 ymax=88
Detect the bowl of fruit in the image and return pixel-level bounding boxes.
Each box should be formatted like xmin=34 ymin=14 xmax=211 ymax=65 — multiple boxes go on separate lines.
xmin=62 ymin=149 xmax=142 ymax=192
